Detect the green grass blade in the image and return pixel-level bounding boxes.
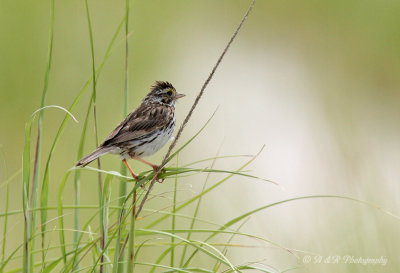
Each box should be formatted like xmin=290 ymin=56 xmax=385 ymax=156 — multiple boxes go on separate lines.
xmin=85 ymin=0 xmax=97 ymax=102
xmin=0 ymin=147 xmax=9 ymax=263
xmin=0 ymin=168 xmax=22 ymax=190
xmin=213 ymin=218 xmax=248 ymax=272
xmin=74 ymin=166 xmax=133 ymax=182
xmin=181 ymin=154 xmax=252 ymax=168
xmin=37 ymin=107 xmax=79 ymax=264
xmin=149 ymin=247 xmax=171 ymax=273
xmin=32 ymin=0 xmax=55 ymax=268
xmin=1 ymin=180 xmax=9 ymax=264
xmin=138 ymin=229 xmax=237 ymax=271
xmin=161 ymin=167 xmax=276 ymax=185
xmin=136 ymin=229 xmax=288 ymax=257
xmin=66 ymin=211 xmax=101 ymax=272
xmin=180 ymin=147 xmax=220 ymax=267
xmin=0 ymin=244 xmax=23 ymax=273
xmin=186 ymin=194 xmax=393 ymax=267
xmin=41 ymin=258 xmax=62 ymax=273
xmin=171 ymin=155 xmax=179 ymax=268
xmin=226 ymin=265 xmax=274 ymax=273
xmin=115 ymin=0 xmax=131 ymax=270
xmin=136 ymin=262 xmax=206 ymax=273
xmin=39 ymin=10 xmax=126 ymax=264
xmin=22 ymin=106 xmax=75 ymax=273
xmin=72 ymin=99 xmax=93 ymax=271
xmin=69 ymin=261 xmax=209 ymax=273
xmin=127 ymin=179 xmax=138 ymax=273
xmin=146 ymin=146 xmax=265 ymax=229
xmin=44 ymin=240 xmax=99 ymax=273
xmin=88 ymin=183 xmax=141 ymax=273
xmin=84 ymin=1 xmax=107 ymax=271
xmin=101 ymin=175 xmax=112 ymax=273
xmin=57 ymin=171 xmax=71 ymax=264
xmin=77 ymin=165 xmax=273 ymax=186
xmin=89 ymin=212 xmax=131 ymax=273
xmin=164 ymin=109 xmax=217 ymax=165
xmin=22 ymin=119 xmax=33 ymax=273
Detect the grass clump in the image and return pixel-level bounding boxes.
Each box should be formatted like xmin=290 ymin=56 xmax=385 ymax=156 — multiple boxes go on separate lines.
xmin=5 ymin=1 xmax=283 ymax=272
xmin=2 ymin=1 xmax=398 ymax=273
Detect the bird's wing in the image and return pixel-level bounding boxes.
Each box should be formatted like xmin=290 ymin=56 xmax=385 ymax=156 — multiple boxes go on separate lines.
xmin=101 ymin=104 xmax=172 ymax=146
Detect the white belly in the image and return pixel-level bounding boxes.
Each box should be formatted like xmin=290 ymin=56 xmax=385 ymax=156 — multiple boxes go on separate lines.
xmin=133 ymin=127 xmax=174 ymax=157
xmin=110 ymin=118 xmax=176 ymax=160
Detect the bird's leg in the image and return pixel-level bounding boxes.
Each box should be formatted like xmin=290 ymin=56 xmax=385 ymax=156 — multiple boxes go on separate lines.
xmin=130 ymin=156 xmax=165 ymax=183
xmin=122 ymin=159 xmax=146 ymax=189
xmin=122 ymin=159 xmax=138 ymax=179
xmin=130 ymin=156 xmax=158 ymax=171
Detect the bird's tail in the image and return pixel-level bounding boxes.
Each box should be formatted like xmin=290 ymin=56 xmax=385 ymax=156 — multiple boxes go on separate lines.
xmin=76 ymin=146 xmax=114 ymax=167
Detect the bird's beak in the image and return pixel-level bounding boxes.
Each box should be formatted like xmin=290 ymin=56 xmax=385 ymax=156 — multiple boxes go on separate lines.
xmin=175 ymin=92 xmax=185 ymax=99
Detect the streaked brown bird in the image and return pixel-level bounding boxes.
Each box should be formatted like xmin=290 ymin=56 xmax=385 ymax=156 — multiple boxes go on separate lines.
xmin=76 ymin=81 xmax=185 ymax=181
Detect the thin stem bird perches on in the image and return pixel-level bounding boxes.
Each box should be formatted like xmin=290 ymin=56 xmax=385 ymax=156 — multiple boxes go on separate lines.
xmin=136 ymin=0 xmax=257 ymax=218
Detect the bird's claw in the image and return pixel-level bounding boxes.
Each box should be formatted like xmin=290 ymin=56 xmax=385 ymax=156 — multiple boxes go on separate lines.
xmin=153 ymin=167 xmax=166 ymax=183
xmin=134 ymin=176 xmax=146 ymax=190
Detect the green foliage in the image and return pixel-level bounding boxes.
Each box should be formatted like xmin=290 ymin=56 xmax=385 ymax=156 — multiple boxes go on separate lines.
xmin=2 ymin=1 xmax=399 ymax=273
xmin=8 ymin=99 xmax=397 ymax=273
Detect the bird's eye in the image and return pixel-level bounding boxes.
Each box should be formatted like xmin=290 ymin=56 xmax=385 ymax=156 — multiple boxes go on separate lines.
xmin=167 ymin=90 xmax=173 ymax=96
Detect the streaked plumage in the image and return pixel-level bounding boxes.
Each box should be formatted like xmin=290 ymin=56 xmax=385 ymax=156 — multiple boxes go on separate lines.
xmin=76 ymin=81 xmax=184 ymax=179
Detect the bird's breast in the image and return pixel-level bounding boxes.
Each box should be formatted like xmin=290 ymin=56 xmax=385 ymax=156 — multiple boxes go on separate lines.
xmin=128 ymin=117 xmax=175 ymax=157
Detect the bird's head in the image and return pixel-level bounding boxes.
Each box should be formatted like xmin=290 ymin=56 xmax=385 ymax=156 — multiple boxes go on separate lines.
xmin=144 ymin=81 xmax=185 ymax=106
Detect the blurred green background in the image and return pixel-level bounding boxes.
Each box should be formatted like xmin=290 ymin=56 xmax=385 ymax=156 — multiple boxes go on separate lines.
xmin=1 ymin=0 xmax=400 ymax=272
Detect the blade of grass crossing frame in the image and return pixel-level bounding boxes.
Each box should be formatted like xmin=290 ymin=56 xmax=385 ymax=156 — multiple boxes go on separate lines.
xmin=135 ymin=0 xmax=257 ymax=221
xmin=6 ymin=10 xmax=128 ymax=267
xmin=184 ymin=196 xmax=356 ymax=267
xmin=87 ymin=175 xmax=170 ymax=273
xmin=89 ymin=193 xmax=139 ymax=273
xmin=39 ymin=226 xmax=57 ymax=273
xmin=33 ymin=0 xmax=54 ymax=268
xmin=127 ymin=186 xmax=137 ymax=273
xmin=23 ymin=106 xmax=76 ymax=272
xmin=1 ymin=181 xmax=9 ymax=264
xmin=101 ymin=174 xmax=112 ymax=273
xmin=181 ymin=154 xmax=252 ymax=168
xmin=84 ymin=0 xmax=106 ymax=272
xmin=65 ymin=207 xmax=101 ymax=272
xmin=57 ymin=171 xmax=70 ymax=264
xmin=227 ymin=265 xmax=274 ymax=273
xmin=146 ymin=146 xmax=265 ymax=229
xmin=22 ymin=119 xmax=33 ymax=273
xmin=165 ymin=109 xmax=217 ymax=165
xmin=180 ymin=146 xmax=221 ymax=266
xmin=213 ymin=218 xmax=249 ymax=272
xmin=137 ymin=262 xmax=208 ymax=273
xmin=1 ymin=147 xmax=9 ymax=263
xmin=39 ymin=4 xmax=126 ymax=261
xmin=57 ymin=160 xmax=400 ymax=272
xmin=0 ymin=168 xmax=22 ymax=191
xmin=72 ymin=99 xmax=93 ymax=271
xmin=115 ymin=0 xmax=132 ymax=271
xmin=160 ymin=167 xmax=274 ymax=184
xmin=140 ymin=229 xmax=238 ymax=272
xmin=149 ymin=247 xmax=171 ymax=273
xmin=171 ymin=154 xmax=179 ymax=268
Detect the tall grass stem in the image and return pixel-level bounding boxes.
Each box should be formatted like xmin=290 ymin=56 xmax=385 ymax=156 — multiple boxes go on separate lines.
xmin=84 ymin=0 xmax=105 ymax=271
xmin=30 ymin=0 xmax=55 ymax=269
xmin=136 ymin=0 xmax=257 ymax=218
xmin=115 ymin=0 xmax=133 ymax=271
